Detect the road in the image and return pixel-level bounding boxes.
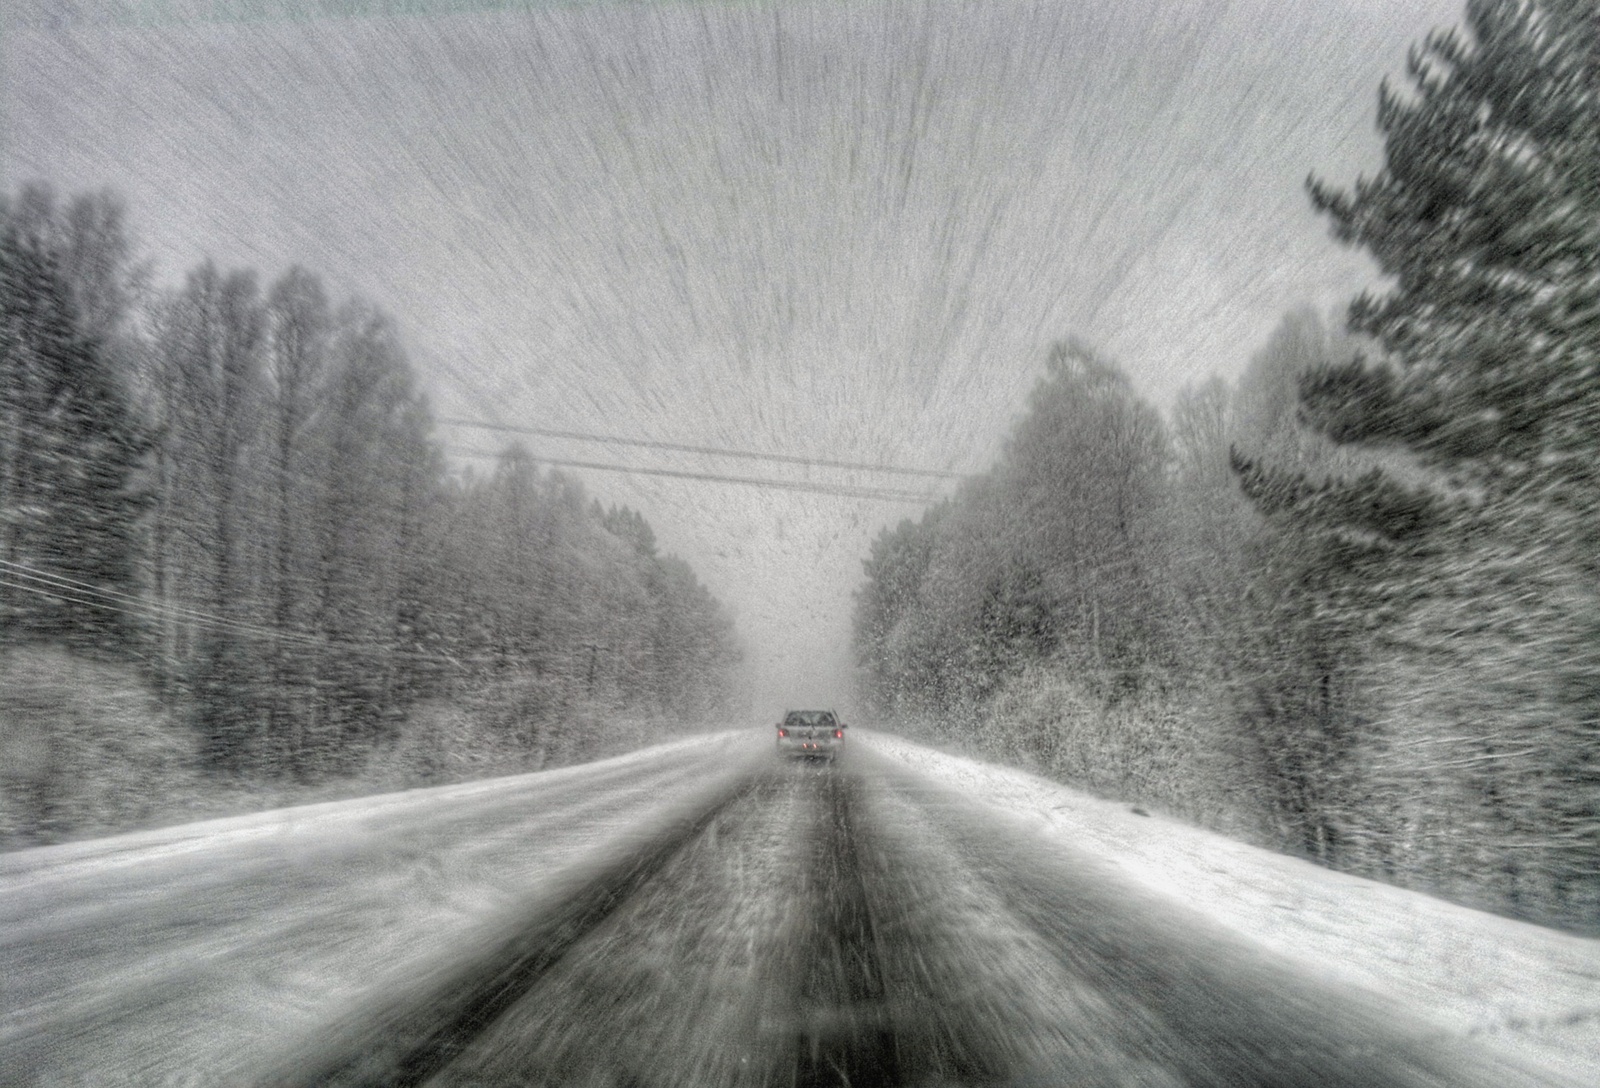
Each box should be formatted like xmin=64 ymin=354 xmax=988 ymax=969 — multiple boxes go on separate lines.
xmin=0 ymin=734 xmax=1573 ymax=1087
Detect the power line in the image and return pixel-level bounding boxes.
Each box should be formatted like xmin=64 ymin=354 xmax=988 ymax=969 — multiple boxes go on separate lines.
xmin=0 ymin=565 xmax=344 ymax=656
xmin=443 ymin=444 xmax=940 ymax=504
xmin=0 ymin=559 xmax=326 ymax=649
xmin=0 ymin=560 xmax=471 ymax=668
xmin=437 ymin=417 xmax=965 ymax=481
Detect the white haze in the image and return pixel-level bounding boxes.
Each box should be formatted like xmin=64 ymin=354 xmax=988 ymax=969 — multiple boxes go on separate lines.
xmin=3 ymin=0 xmax=1462 ymax=715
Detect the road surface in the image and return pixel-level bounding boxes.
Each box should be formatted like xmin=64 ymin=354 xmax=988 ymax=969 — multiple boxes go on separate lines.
xmin=0 ymin=733 xmax=1574 ymax=1087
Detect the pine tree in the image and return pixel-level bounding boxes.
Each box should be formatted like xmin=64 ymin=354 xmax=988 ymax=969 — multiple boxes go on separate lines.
xmin=1304 ymin=0 xmax=1599 ymax=491
xmin=1298 ymin=0 xmax=1600 ymax=926
xmin=1228 ymin=450 xmax=1446 ymax=864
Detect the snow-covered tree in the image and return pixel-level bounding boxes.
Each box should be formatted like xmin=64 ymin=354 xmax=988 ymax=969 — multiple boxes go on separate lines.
xmin=0 ymin=204 xmax=150 ymax=657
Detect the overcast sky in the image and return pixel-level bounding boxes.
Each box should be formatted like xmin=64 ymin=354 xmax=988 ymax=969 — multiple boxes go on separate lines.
xmin=4 ymin=0 xmax=1465 ymax=717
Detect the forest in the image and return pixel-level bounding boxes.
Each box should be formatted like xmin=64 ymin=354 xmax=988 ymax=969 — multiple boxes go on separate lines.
xmin=853 ymin=0 xmax=1599 ymax=933
xmin=0 ymin=184 xmax=740 ymax=846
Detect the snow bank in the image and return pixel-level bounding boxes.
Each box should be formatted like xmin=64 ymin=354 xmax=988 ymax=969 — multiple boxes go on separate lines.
xmin=0 ymin=730 xmax=757 ymax=1085
xmin=860 ymin=730 xmax=1600 ymax=1084
xmin=0 ymin=729 xmax=740 ymax=887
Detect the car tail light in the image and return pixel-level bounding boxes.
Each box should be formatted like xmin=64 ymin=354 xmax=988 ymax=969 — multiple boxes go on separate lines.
xmin=834 ymin=729 xmax=843 ymax=738
xmin=778 ymin=729 xmax=787 ymax=737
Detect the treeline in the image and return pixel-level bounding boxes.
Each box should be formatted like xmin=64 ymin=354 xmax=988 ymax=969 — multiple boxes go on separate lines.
xmin=856 ymin=0 xmax=1598 ymax=932
xmin=0 ymin=183 xmax=739 ymax=833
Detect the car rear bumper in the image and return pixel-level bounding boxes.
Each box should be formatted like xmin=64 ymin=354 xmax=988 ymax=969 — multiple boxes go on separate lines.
xmin=775 ymin=738 xmax=843 ymax=759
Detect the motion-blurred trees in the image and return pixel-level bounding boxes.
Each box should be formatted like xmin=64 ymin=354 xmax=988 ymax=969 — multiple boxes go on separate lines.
xmin=1294 ymin=0 xmax=1600 ymax=923
xmin=902 ymin=345 xmax=1170 ymax=708
xmin=1210 ymin=312 xmax=1428 ymax=865
xmin=852 ymin=508 xmax=944 ymax=717
xmin=0 ymin=189 xmax=150 ymax=658
xmin=154 ymin=262 xmax=267 ymax=769
xmin=995 ymin=343 xmax=1170 ymax=679
xmin=1304 ymin=0 xmax=1598 ymax=490
xmin=1 ymin=181 xmax=743 ymax=828
xmin=303 ymin=305 xmax=433 ymax=771
xmin=854 ymin=343 xmax=1188 ymax=785
xmin=261 ymin=266 xmax=332 ymax=775
xmin=646 ymin=554 xmax=741 ymax=722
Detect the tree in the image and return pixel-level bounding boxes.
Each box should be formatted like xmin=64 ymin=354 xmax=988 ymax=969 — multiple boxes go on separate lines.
xmin=260 ymin=267 xmax=329 ymax=755
xmin=150 ymin=262 xmax=268 ymax=770
xmin=0 ymin=185 xmax=146 ymax=348
xmin=1304 ymin=0 xmax=1599 ymax=491
xmin=852 ymin=341 xmax=1172 ymax=729
xmin=646 ymin=554 xmax=740 ymax=722
xmin=986 ymin=341 xmax=1171 ymax=678
xmin=301 ymin=304 xmax=432 ymax=772
xmin=1200 ymin=313 xmax=1382 ymax=860
xmin=0 ymin=182 xmax=744 ymax=816
xmin=601 ymin=504 xmax=657 ymax=558
xmin=1301 ymin=0 xmax=1600 ymax=925
xmin=1230 ymin=452 xmax=1446 ymax=862
xmin=852 ymin=510 xmax=943 ymax=716
xmin=1165 ymin=377 xmax=1249 ymax=674
xmin=0 ymin=205 xmax=150 ymax=657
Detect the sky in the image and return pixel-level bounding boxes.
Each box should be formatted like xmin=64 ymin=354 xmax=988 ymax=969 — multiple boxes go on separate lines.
xmin=2 ymin=0 xmax=1466 ymax=718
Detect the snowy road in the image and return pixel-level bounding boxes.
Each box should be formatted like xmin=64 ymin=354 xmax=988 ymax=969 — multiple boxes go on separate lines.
xmin=1 ymin=732 xmax=1590 ymax=1087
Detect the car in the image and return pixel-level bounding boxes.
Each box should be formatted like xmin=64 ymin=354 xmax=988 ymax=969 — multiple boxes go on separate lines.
xmin=774 ymin=709 xmax=846 ymax=761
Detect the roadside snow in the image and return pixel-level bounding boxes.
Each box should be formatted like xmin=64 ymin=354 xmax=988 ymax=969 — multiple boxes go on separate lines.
xmin=859 ymin=730 xmax=1600 ymax=1085
xmin=0 ymin=730 xmax=757 ymax=1085
xmin=0 ymin=729 xmax=738 ymax=888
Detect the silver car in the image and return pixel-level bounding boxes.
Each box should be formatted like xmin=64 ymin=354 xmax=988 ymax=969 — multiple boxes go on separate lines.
xmin=775 ymin=709 xmax=846 ymax=761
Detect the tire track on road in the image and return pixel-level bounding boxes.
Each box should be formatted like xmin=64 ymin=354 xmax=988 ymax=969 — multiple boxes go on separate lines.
xmin=418 ymin=761 xmax=1043 ymax=1087
xmin=261 ymin=749 xmax=1572 ymax=1088
xmin=259 ymin=757 xmax=765 ymax=1088
xmin=0 ymin=754 xmax=741 ymax=1086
